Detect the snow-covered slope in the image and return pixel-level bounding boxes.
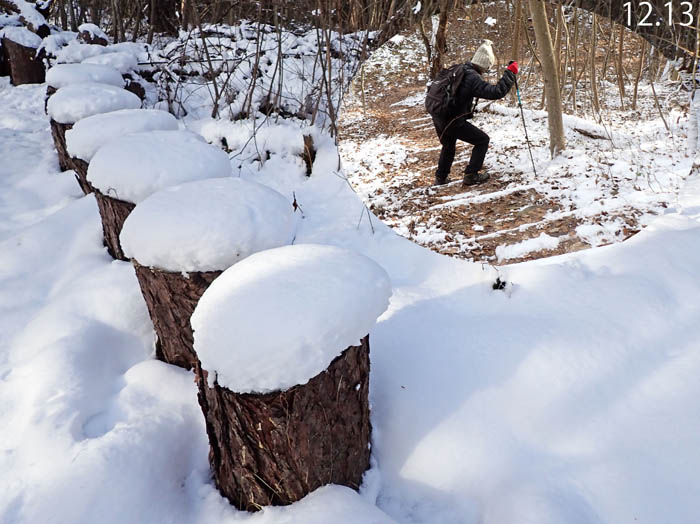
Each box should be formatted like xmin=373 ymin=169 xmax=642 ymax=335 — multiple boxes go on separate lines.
xmin=2 ymin=68 xmax=700 ymax=524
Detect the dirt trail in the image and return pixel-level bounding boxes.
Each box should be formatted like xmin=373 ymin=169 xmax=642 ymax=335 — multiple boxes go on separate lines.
xmin=338 ymin=16 xmax=689 ymax=265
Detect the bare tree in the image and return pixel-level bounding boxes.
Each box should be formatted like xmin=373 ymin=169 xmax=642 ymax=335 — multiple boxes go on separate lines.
xmin=429 ymin=0 xmax=450 ymax=79
xmin=529 ymin=0 xmax=566 ymax=156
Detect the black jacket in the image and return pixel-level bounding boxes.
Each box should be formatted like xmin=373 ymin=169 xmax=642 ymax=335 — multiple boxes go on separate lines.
xmin=453 ymin=62 xmax=515 ymax=118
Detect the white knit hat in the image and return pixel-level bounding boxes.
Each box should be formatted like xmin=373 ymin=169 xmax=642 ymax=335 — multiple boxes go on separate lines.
xmin=471 ymin=39 xmax=495 ymax=71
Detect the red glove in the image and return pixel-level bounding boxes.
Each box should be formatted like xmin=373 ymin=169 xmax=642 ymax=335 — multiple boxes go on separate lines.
xmin=507 ymin=61 xmax=519 ymax=75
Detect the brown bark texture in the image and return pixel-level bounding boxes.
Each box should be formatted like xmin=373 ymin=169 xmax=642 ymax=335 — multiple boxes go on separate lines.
xmin=529 ymin=0 xmax=566 ymax=156
xmin=71 ymin=157 xmax=93 ymax=195
xmin=78 ymin=28 xmax=108 ymax=46
xmin=49 ymin=118 xmax=73 ymax=172
xmin=149 ymin=0 xmax=179 ymax=34
xmin=302 ymin=134 xmax=316 ymax=176
xmin=93 ymin=189 xmax=135 ymax=260
xmin=133 ymin=263 xmax=221 ymax=370
xmin=123 ymin=73 xmax=146 ymax=100
xmin=44 ymin=85 xmax=56 ymax=111
xmin=0 ymin=41 xmax=9 ymax=76
xmin=1 ymin=37 xmax=45 ymax=85
xmin=195 ymin=336 xmax=372 ymax=511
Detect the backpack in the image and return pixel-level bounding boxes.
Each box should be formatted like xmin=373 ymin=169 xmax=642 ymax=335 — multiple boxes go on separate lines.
xmin=425 ymin=64 xmax=467 ymax=118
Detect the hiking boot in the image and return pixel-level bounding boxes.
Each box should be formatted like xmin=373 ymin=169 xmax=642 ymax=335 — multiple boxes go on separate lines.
xmin=463 ymin=171 xmax=490 ymax=186
xmin=434 ymin=174 xmax=449 ymax=186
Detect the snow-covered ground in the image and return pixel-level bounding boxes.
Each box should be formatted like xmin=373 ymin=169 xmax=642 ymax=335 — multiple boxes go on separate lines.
xmin=3 ymin=33 xmax=700 ymax=524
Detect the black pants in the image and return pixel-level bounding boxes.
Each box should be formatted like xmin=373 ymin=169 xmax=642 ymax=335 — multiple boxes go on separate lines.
xmin=433 ymin=116 xmax=490 ymax=178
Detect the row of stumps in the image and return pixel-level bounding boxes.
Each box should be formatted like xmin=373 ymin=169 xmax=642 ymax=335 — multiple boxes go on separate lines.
xmin=42 ymin=57 xmax=389 ymax=511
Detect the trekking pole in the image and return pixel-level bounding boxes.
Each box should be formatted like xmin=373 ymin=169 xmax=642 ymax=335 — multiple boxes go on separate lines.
xmin=514 ymin=76 xmax=538 ymax=177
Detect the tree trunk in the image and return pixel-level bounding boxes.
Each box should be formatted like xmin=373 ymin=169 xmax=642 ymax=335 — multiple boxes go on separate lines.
xmin=512 ymin=0 xmax=522 ymax=64
xmin=529 ymin=0 xmax=566 ymax=156
xmin=1 ymin=37 xmax=45 ymax=85
xmin=571 ymin=4 xmax=579 ymax=113
xmin=149 ymin=0 xmax=179 ymax=35
xmin=429 ymin=0 xmax=449 ymax=80
xmin=133 ymin=262 xmax=221 ymax=370
xmin=616 ymin=24 xmax=625 ymax=110
xmin=93 ymin=189 xmax=136 ymax=261
xmin=196 ymin=336 xmax=372 ymax=511
xmin=590 ymin=13 xmax=600 ymax=115
xmin=632 ymin=39 xmax=646 ymax=110
xmin=49 ymin=119 xmax=73 ymax=172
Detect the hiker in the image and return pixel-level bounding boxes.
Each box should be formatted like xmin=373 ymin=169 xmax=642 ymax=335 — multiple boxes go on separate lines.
xmin=430 ymin=40 xmax=518 ymax=186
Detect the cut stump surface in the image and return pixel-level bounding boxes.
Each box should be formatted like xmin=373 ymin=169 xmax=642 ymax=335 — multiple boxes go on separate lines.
xmin=195 ymin=336 xmax=371 ymax=511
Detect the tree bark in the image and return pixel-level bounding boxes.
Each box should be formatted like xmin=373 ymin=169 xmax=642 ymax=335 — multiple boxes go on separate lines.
xmin=1 ymin=37 xmax=45 ymax=85
xmin=78 ymin=27 xmax=108 ymax=46
xmin=196 ymin=336 xmax=372 ymax=511
xmin=133 ymin=262 xmax=221 ymax=370
xmin=71 ymin=157 xmax=93 ymax=195
xmin=429 ymin=0 xmax=450 ymax=80
xmin=123 ymin=73 xmax=146 ymax=100
xmin=590 ymin=13 xmax=601 ymax=115
xmin=93 ymin=189 xmax=136 ymax=260
xmin=512 ymin=0 xmax=522 ymax=64
xmin=529 ymin=0 xmax=566 ymax=156
xmin=632 ymin=39 xmax=646 ymax=110
xmin=49 ymin=119 xmax=73 ymax=172
xmin=0 ymin=41 xmax=9 ymax=77
xmin=616 ymin=24 xmax=626 ymax=109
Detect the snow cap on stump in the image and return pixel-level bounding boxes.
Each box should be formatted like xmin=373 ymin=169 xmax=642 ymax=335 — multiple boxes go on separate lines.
xmin=86 ymin=130 xmax=231 ymax=204
xmin=77 ymin=23 xmax=109 ymax=45
xmin=191 ymin=244 xmax=392 ymax=394
xmin=81 ymin=52 xmax=138 ymax=74
xmin=46 ymin=63 xmax=124 ymax=88
xmin=46 ymin=82 xmax=141 ymax=124
xmin=0 ymin=27 xmax=42 ymax=48
xmin=66 ymin=109 xmax=178 ymax=162
xmin=120 ymin=178 xmax=296 ymax=272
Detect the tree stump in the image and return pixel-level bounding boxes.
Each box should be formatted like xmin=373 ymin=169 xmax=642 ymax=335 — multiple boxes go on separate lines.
xmin=302 ymin=134 xmax=316 ymax=176
xmin=71 ymin=157 xmax=92 ymax=195
xmin=49 ymin=119 xmax=73 ymax=172
xmin=1 ymin=36 xmax=44 ymax=85
xmin=44 ymin=85 xmax=56 ymax=113
xmin=195 ymin=336 xmax=371 ymax=511
xmin=93 ymin=189 xmax=135 ymax=260
xmin=133 ymin=262 xmax=221 ymax=370
xmin=0 ymin=41 xmax=9 ymax=77
xmin=123 ymin=73 xmax=146 ymax=100
xmin=78 ymin=28 xmax=108 ymax=46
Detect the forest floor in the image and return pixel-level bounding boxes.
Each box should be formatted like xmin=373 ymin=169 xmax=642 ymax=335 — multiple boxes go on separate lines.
xmin=339 ymin=12 xmax=693 ymax=264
